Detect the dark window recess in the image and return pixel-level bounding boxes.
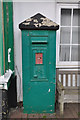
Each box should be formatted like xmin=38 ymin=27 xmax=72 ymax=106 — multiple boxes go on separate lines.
xmin=32 ymin=42 xmax=47 ymax=44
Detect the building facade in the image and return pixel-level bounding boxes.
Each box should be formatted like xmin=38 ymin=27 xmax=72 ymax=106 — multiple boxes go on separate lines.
xmin=0 ymin=0 xmax=79 ymax=102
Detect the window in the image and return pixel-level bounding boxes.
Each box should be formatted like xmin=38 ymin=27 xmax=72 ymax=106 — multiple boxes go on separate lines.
xmin=60 ymin=8 xmax=80 ymax=61
xmin=56 ymin=4 xmax=80 ymax=67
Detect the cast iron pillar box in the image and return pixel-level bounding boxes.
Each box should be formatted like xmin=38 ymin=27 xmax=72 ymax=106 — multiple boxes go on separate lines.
xmin=19 ymin=13 xmax=59 ymax=114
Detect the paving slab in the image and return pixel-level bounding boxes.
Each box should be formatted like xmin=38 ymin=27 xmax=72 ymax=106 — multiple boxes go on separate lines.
xmin=8 ymin=103 xmax=79 ymax=119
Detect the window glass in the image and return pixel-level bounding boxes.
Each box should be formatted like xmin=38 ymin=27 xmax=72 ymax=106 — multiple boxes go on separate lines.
xmin=59 ymin=45 xmax=70 ymax=61
xmin=61 ymin=9 xmax=71 ymax=26
xmin=71 ymin=45 xmax=80 ymax=61
xmin=73 ymin=9 xmax=80 ymax=26
xmin=72 ymin=27 xmax=78 ymax=44
xmin=60 ymin=27 xmax=70 ymax=44
xmin=78 ymin=27 xmax=80 ymax=44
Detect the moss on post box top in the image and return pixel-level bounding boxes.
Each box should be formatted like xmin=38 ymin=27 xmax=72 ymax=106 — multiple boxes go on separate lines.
xmin=19 ymin=13 xmax=59 ymax=30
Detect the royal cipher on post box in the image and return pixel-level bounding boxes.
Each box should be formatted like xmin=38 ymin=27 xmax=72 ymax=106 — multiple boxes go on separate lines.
xmin=19 ymin=13 xmax=59 ymax=114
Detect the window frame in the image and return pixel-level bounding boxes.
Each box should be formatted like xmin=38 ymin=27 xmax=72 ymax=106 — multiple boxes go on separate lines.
xmin=56 ymin=3 xmax=79 ymax=68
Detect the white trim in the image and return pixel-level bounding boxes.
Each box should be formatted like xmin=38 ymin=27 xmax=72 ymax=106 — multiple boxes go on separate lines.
xmin=56 ymin=3 xmax=60 ymax=64
xmin=61 ymin=26 xmax=80 ymax=27
xmin=58 ymin=69 xmax=80 ymax=71
xmin=56 ymin=3 xmax=79 ymax=7
xmin=59 ymin=44 xmax=80 ymax=45
xmin=56 ymin=0 xmax=79 ymax=3
xmin=70 ymin=8 xmax=73 ymax=61
xmin=56 ymin=3 xmax=80 ymax=68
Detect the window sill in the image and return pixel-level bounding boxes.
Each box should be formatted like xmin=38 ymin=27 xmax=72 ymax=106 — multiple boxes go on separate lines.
xmin=56 ymin=61 xmax=80 ymax=68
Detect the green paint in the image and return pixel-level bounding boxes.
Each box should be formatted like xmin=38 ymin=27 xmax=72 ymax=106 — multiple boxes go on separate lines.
xmin=0 ymin=1 xmax=4 ymax=75
xmin=78 ymin=112 xmax=80 ymax=116
xmin=21 ymin=30 xmax=56 ymax=113
xmin=31 ymin=36 xmax=48 ymax=82
xmin=3 ymin=2 xmax=14 ymax=71
xmin=43 ymin=115 xmax=46 ymax=118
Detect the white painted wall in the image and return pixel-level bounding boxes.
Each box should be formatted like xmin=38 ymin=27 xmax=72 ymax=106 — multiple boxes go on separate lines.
xmin=13 ymin=2 xmax=56 ymax=102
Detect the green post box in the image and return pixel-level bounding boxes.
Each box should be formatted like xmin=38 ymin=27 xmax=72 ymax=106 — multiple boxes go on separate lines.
xmin=19 ymin=13 xmax=59 ymax=114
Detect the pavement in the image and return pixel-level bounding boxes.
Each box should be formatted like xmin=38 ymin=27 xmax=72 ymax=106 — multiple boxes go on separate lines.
xmin=7 ymin=103 xmax=79 ymax=119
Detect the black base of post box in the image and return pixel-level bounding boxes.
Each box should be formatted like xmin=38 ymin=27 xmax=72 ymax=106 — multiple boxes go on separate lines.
xmin=2 ymin=89 xmax=8 ymax=119
xmin=0 ymin=89 xmax=2 ymax=119
xmin=8 ymin=75 xmax=17 ymax=108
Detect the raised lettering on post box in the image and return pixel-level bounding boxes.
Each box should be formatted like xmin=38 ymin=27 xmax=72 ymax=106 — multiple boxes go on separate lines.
xmin=36 ymin=53 xmax=43 ymax=64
